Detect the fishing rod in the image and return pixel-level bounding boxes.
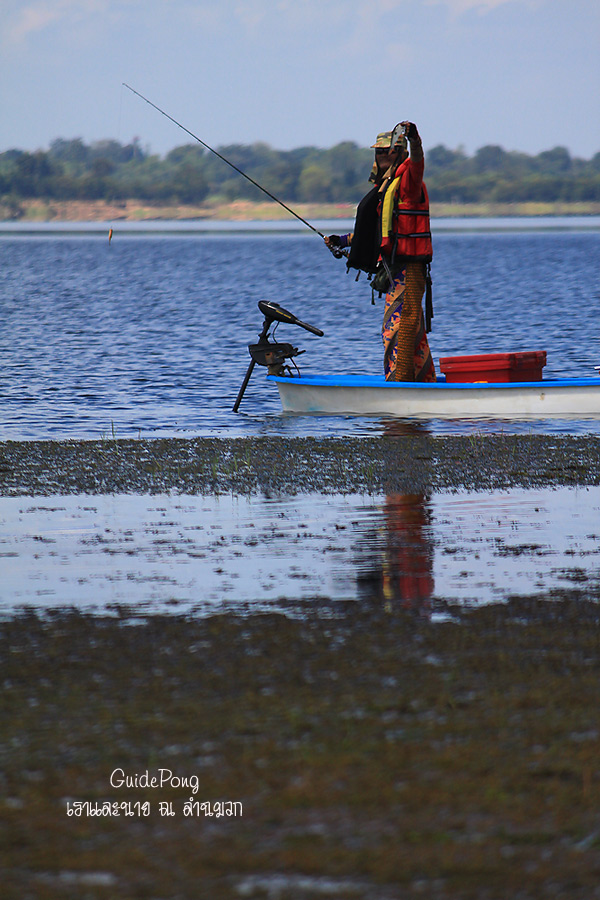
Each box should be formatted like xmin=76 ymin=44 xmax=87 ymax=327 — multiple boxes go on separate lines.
xmin=123 ymin=83 xmax=344 ymax=254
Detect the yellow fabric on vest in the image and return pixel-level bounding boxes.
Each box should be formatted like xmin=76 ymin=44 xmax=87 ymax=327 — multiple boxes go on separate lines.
xmin=380 ymin=176 xmax=400 ymax=242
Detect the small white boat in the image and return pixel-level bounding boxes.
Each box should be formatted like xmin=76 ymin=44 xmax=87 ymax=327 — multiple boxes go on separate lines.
xmin=267 ymin=373 xmax=600 ymax=419
xmin=234 ymin=301 xmax=600 ymax=419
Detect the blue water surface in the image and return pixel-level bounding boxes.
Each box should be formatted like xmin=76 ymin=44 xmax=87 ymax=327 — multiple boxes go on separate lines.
xmin=1 ymin=221 xmax=599 ymax=439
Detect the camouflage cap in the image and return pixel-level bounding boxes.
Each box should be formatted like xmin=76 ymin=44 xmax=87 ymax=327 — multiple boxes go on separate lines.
xmin=371 ymin=129 xmax=408 ymax=151
xmin=371 ymin=131 xmax=393 ymax=149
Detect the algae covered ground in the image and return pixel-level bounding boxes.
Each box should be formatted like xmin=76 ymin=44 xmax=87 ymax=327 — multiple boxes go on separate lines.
xmin=1 ymin=433 xmax=600 ymax=497
xmin=2 ymin=434 xmax=600 ymax=899
xmin=2 ymin=600 xmax=600 ymax=899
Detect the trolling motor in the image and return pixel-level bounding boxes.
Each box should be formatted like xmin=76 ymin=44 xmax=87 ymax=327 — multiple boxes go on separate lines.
xmin=233 ymin=300 xmax=324 ymax=412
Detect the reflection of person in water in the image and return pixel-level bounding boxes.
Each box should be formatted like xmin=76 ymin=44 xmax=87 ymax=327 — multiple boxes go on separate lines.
xmin=357 ymin=492 xmax=434 ymax=612
xmin=382 ymin=493 xmax=434 ymax=609
xmin=356 ymin=420 xmax=434 ymax=611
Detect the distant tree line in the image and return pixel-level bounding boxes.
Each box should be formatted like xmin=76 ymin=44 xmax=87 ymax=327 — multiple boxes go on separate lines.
xmin=1 ymin=137 xmax=600 ymax=212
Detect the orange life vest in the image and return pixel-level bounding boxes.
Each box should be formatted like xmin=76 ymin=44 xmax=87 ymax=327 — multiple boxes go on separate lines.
xmin=380 ymin=158 xmax=432 ymax=264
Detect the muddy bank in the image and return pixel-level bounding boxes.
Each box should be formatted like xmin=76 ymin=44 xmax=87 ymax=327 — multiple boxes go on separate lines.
xmin=2 ymin=598 xmax=600 ymax=899
xmin=1 ymin=434 xmax=600 ymax=497
xmin=6 ymin=198 xmax=600 ymax=223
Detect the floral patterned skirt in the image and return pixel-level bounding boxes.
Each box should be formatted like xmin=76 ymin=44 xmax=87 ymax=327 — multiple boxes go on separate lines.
xmin=382 ymin=261 xmax=436 ymax=382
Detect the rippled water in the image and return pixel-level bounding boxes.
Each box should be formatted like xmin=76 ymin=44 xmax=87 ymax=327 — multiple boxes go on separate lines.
xmin=1 ymin=221 xmax=599 ymax=439
xmin=2 ymin=486 xmax=599 ymax=615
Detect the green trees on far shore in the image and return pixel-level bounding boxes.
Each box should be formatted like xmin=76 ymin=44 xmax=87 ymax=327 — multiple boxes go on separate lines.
xmin=1 ymin=137 xmax=600 ymax=214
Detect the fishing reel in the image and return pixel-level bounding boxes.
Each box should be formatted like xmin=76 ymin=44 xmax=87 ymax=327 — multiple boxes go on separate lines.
xmin=233 ymin=300 xmax=324 ymax=412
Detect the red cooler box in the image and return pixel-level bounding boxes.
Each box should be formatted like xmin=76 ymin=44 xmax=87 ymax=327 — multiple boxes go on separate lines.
xmin=439 ymin=351 xmax=546 ymax=383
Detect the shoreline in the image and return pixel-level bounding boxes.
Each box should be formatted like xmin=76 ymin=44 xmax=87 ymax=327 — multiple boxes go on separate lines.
xmin=3 ymin=198 xmax=600 ymax=223
xmin=2 ymin=434 xmax=600 ymax=496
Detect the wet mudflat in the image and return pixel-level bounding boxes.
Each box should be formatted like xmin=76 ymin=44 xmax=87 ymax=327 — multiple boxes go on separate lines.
xmin=2 ymin=435 xmax=600 ymax=615
xmin=1 ymin=434 xmax=600 ymax=496
xmin=2 ymin=434 xmax=600 ymax=898
xmin=2 ymin=600 xmax=600 ymax=900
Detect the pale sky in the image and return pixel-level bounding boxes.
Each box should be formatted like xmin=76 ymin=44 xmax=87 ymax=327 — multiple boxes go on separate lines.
xmin=1 ymin=0 xmax=599 ymax=158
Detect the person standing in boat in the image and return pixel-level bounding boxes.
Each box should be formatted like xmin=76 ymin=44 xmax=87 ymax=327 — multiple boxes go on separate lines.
xmin=325 ymin=123 xmax=436 ymax=383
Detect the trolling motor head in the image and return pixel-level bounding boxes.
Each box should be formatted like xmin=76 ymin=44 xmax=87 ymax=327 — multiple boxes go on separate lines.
xmin=233 ymin=301 xmax=324 ymax=412
xmin=256 ymin=300 xmax=324 ymax=336
xmin=249 ymin=301 xmax=324 ymax=374
xmin=249 ymin=301 xmax=324 ymax=372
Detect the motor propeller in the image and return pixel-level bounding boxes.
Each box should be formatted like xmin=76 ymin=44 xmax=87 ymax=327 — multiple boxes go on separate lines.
xmin=233 ymin=302 xmax=324 ymax=412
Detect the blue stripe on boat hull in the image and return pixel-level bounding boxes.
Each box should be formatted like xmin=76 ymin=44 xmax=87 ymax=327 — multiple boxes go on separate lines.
xmin=268 ymin=375 xmax=600 ymax=390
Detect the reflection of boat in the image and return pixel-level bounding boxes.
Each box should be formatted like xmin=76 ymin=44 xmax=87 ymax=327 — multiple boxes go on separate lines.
xmin=267 ymin=373 xmax=600 ymax=419
xmin=234 ymin=301 xmax=600 ymax=419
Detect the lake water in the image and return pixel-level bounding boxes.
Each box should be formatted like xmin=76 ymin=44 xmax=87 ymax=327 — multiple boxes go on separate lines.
xmin=1 ymin=219 xmax=599 ymax=440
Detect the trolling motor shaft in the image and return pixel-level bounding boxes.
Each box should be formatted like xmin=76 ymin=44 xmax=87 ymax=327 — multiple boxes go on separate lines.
xmin=233 ymin=301 xmax=324 ymax=412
